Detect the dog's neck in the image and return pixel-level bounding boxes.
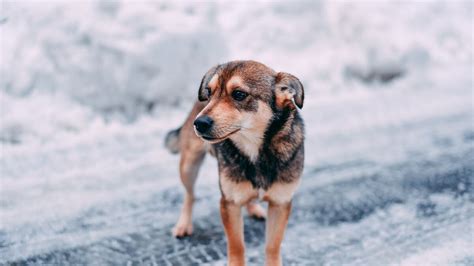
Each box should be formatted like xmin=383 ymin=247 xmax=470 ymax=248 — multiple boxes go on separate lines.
xmin=262 ymin=108 xmax=304 ymax=161
xmin=229 ymin=130 xmax=263 ymax=162
xmin=216 ymin=108 xmax=303 ymax=189
xmin=230 ymin=107 xmax=302 ymax=163
xmin=229 ymin=101 xmax=274 ymax=162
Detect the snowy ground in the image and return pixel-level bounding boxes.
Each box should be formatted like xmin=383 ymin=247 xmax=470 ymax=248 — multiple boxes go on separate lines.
xmin=1 ymin=1 xmax=473 ymax=265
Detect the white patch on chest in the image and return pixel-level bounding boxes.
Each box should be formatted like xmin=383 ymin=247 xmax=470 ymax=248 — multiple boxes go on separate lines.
xmin=230 ymin=127 xmax=263 ymax=162
xmin=230 ymin=101 xmax=273 ymax=162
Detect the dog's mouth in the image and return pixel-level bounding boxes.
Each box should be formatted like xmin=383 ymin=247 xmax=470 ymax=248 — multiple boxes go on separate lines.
xmin=198 ymin=128 xmax=240 ymax=143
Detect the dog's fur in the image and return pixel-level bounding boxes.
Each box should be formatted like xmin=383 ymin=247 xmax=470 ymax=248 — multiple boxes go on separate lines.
xmin=165 ymin=60 xmax=304 ymax=266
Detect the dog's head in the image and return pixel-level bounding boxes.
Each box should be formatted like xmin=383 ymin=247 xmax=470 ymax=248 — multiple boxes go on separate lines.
xmin=193 ymin=60 xmax=304 ymax=146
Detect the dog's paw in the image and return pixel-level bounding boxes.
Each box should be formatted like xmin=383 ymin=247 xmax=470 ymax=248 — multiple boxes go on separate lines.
xmin=246 ymin=202 xmax=266 ymax=220
xmin=172 ymin=221 xmax=193 ymax=238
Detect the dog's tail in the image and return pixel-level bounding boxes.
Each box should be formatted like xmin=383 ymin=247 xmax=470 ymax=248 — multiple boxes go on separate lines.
xmin=164 ymin=127 xmax=182 ymax=154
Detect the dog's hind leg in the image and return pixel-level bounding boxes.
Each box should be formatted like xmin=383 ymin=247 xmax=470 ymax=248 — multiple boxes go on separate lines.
xmin=246 ymin=201 xmax=266 ymax=219
xmin=171 ymin=101 xmax=207 ymax=238
xmin=172 ymin=148 xmax=206 ymax=237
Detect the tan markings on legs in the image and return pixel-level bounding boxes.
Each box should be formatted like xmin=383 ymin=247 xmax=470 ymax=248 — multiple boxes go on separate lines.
xmin=262 ymin=180 xmax=299 ymax=265
xmin=220 ymin=198 xmax=246 ymax=266
xmin=172 ymin=151 xmax=206 ymax=237
xmin=265 ymin=201 xmax=292 ymax=266
xmin=219 ymin=174 xmax=257 ymax=265
xmin=220 ymin=174 xmax=258 ymax=205
xmin=263 ymin=178 xmax=301 ymax=205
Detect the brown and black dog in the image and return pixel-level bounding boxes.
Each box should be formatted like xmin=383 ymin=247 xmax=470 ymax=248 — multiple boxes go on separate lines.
xmin=165 ymin=60 xmax=304 ymax=266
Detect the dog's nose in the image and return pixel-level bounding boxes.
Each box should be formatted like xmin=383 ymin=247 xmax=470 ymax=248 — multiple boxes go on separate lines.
xmin=194 ymin=115 xmax=214 ymax=134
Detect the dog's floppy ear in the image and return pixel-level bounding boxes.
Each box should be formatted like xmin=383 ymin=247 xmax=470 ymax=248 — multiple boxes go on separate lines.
xmin=198 ymin=66 xmax=218 ymax=102
xmin=275 ymin=72 xmax=304 ymax=109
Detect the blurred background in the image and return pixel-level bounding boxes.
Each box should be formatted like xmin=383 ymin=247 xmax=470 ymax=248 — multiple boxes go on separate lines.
xmin=0 ymin=1 xmax=472 ymax=265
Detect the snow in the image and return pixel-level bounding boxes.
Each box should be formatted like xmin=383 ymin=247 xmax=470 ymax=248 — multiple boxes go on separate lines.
xmin=1 ymin=1 xmax=226 ymax=119
xmin=0 ymin=0 xmax=473 ymax=264
xmin=400 ymin=239 xmax=473 ymax=266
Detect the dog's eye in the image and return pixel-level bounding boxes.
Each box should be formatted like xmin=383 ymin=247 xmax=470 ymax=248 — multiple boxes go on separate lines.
xmin=231 ymin=90 xmax=248 ymax=101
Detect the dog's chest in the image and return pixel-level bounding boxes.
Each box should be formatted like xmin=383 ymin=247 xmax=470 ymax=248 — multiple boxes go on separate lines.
xmin=220 ymin=175 xmax=299 ymax=205
xmin=229 ymin=130 xmax=262 ymax=163
xmin=216 ymin=140 xmax=280 ymax=189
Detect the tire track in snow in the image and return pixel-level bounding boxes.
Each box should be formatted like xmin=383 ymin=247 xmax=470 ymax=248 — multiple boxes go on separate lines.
xmin=6 ymin=148 xmax=473 ymax=265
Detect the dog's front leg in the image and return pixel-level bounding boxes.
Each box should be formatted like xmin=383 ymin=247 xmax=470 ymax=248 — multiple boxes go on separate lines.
xmin=220 ymin=198 xmax=245 ymax=266
xmin=265 ymin=201 xmax=292 ymax=266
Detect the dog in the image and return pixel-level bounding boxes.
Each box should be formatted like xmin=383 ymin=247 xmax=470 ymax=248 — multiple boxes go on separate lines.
xmin=165 ymin=60 xmax=304 ymax=266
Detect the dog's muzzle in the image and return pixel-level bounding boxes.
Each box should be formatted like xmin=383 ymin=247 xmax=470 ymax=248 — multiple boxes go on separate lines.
xmin=194 ymin=115 xmax=214 ymax=135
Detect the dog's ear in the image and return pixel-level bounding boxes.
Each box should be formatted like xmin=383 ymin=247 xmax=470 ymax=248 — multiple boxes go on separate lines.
xmin=198 ymin=66 xmax=218 ymax=102
xmin=275 ymin=72 xmax=304 ymax=109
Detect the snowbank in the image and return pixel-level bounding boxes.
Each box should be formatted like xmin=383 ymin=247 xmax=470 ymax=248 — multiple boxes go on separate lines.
xmin=1 ymin=1 xmax=226 ymax=120
xmin=1 ymin=1 xmax=471 ymax=148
